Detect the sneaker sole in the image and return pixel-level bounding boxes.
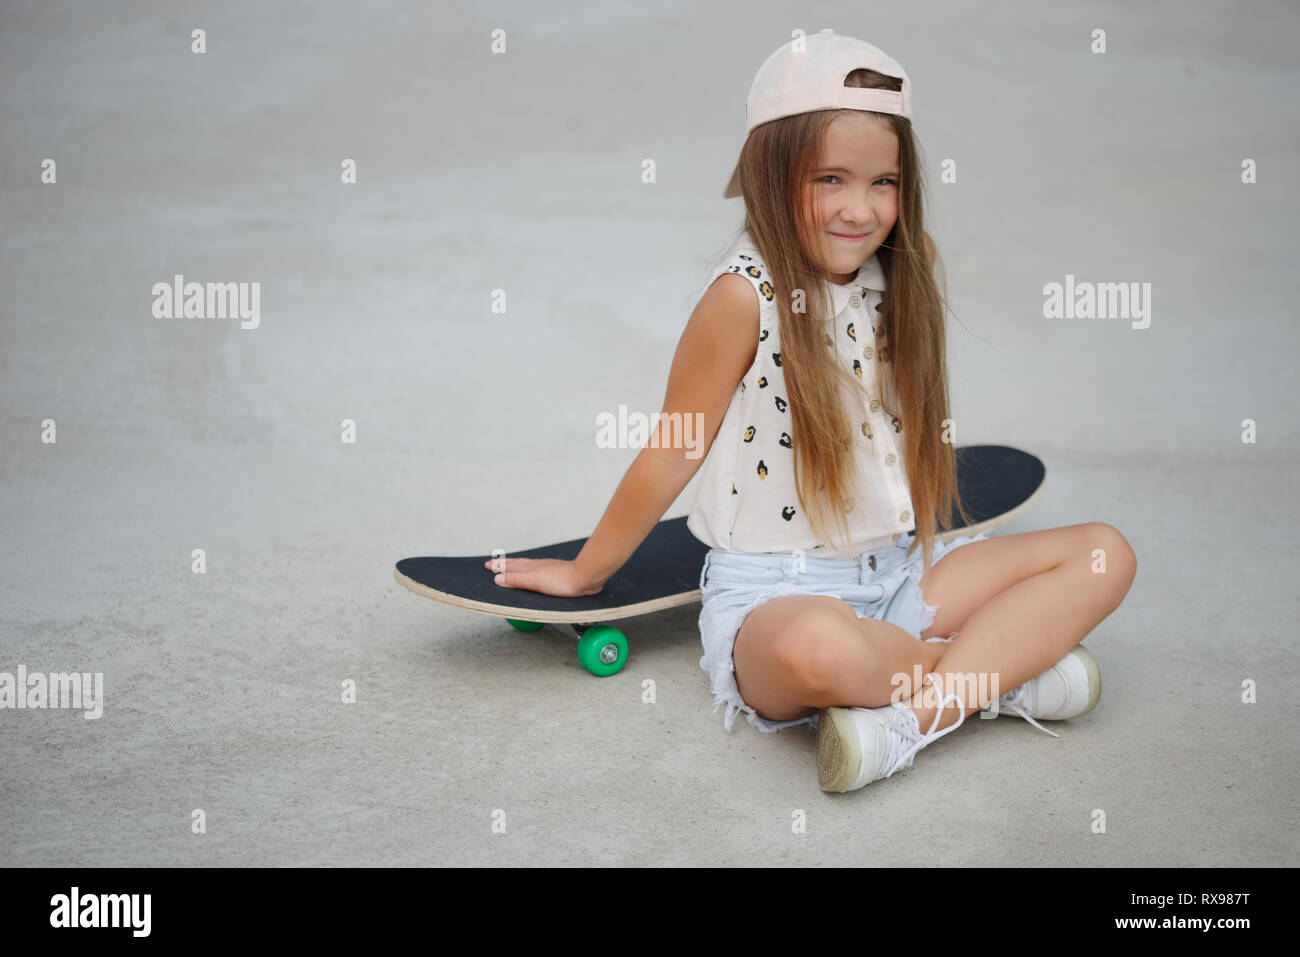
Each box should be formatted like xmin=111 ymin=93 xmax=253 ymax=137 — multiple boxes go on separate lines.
xmin=1073 ymin=644 xmax=1102 ymax=716
xmin=816 ymin=707 xmax=862 ymax=792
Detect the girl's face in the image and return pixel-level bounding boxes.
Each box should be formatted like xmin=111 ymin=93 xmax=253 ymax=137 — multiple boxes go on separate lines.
xmin=801 ymin=112 xmax=900 ymax=285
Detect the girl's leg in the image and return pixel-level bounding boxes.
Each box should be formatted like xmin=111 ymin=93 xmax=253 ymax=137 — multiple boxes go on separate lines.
xmin=734 ymin=595 xmax=947 ymax=720
xmin=736 ymin=522 xmax=1135 ymax=723
xmin=904 ymin=522 xmax=1137 ymax=732
xmin=804 ymin=524 xmax=1104 ymax=709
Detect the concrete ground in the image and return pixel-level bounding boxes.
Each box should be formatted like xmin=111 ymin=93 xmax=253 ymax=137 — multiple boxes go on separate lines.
xmin=1 ymin=0 xmax=1296 ymax=866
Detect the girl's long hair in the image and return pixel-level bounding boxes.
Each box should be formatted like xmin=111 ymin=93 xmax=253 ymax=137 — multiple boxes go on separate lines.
xmin=728 ymin=67 xmax=972 ymax=576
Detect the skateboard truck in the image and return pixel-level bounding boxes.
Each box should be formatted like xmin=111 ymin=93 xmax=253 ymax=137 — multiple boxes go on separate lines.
xmin=505 ymin=619 xmax=630 ymax=678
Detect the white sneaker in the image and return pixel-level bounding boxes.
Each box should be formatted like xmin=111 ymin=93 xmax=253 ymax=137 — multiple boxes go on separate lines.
xmin=981 ymin=644 xmax=1102 ymax=738
xmin=817 ymin=673 xmax=967 ymax=792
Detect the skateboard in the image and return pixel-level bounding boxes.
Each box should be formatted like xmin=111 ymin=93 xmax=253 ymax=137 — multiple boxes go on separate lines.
xmin=394 ymin=444 xmax=1045 ymax=677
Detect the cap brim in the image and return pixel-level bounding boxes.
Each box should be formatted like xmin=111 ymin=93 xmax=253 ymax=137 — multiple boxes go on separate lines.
xmin=722 ymin=161 xmax=741 ymax=199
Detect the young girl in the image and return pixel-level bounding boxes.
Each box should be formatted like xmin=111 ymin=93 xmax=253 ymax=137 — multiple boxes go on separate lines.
xmin=483 ymin=31 xmax=1137 ymax=792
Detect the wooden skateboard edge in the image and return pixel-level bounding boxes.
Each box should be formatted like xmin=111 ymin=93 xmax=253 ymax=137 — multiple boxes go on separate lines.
xmin=392 ymin=565 xmax=704 ymax=625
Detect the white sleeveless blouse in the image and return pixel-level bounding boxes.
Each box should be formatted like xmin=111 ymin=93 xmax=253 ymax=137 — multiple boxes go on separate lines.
xmin=686 ymin=231 xmax=917 ymax=558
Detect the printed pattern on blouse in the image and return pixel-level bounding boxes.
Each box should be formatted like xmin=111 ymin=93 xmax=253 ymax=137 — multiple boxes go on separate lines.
xmin=686 ymin=235 xmax=916 ymax=557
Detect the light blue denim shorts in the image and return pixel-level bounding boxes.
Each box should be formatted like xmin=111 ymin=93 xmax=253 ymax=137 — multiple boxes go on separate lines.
xmin=696 ymin=530 xmax=991 ymax=735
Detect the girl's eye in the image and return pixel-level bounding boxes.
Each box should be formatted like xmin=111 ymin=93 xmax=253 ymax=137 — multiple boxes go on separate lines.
xmin=818 ymin=175 xmax=897 ymax=186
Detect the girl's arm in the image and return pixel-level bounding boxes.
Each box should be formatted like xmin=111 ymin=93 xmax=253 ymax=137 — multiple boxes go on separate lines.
xmin=484 ymin=272 xmax=759 ymax=597
xmin=570 ymin=272 xmax=760 ymax=591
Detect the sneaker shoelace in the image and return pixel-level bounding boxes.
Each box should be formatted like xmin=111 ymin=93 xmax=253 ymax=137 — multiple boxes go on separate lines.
xmin=881 ymin=673 xmax=967 ymax=778
xmin=990 ymin=685 xmax=1060 ymax=739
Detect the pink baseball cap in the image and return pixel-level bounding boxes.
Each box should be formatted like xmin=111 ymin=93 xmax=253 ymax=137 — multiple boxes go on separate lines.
xmin=722 ymin=29 xmax=913 ymax=199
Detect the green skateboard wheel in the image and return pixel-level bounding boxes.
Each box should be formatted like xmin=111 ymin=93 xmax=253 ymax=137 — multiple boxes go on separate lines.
xmin=576 ymin=626 xmax=628 ymax=677
xmin=506 ymin=618 xmax=545 ymax=632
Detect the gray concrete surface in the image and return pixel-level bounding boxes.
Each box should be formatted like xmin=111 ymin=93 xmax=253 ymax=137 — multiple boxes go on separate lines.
xmin=2 ymin=0 xmax=1297 ymax=866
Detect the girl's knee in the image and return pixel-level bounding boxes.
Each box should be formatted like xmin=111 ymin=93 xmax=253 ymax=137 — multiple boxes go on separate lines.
xmin=1084 ymin=522 xmax=1137 ymax=585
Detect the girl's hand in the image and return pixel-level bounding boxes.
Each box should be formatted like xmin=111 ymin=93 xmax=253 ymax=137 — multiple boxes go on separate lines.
xmin=481 ymin=556 xmax=605 ymax=598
